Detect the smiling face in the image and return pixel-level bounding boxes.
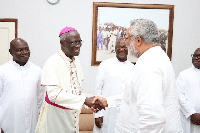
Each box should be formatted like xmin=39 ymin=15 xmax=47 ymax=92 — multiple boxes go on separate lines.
xmin=61 ymin=30 xmax=82 ymax=59
xmin=115 ymin=37 xmax=128 ymax=62
xmin=9 ymin=38 xmax=30 ymax=66
xmin=192 ymin=48 xmax=200 ymax=69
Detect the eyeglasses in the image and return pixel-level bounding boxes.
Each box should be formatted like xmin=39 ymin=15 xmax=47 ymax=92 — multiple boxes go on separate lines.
xmin=116 ymin=46 xmax=128 ymax=50
xmin=64 ymin=40 xmax=83 ymax=46
xmin=191 ymin=54 xmax=200 ymax=59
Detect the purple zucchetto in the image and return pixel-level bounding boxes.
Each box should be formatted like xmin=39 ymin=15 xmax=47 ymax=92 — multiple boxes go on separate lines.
xmin=59 ymin=26 xmax=76 ymax=37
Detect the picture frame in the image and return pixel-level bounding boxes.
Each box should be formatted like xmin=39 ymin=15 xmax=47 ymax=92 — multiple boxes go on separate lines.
xmin=91 ymin=2 xmax=174 ymax=66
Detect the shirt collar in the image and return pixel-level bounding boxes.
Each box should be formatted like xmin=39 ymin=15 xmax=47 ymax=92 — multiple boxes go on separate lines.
xmin=11 ymin=60 xmax=30 ymax=67
xmin=58 ymin=50 xmax=75 ymax=62
xmin=191 ymin=65 xmax=200 ymax=78
xmin=192 ymin=64 xmax=200 ymax=74
xmin=115 ymin=56 xmax=128 ymax=64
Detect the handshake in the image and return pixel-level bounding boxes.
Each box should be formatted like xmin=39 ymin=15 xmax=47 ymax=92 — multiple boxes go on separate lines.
xmin=84 ymin=96 xmax=108 ymax=112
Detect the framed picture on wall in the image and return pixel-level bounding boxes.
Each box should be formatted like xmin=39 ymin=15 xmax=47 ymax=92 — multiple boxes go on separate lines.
xmin=91 ymin=2 xmax=174 ymax=66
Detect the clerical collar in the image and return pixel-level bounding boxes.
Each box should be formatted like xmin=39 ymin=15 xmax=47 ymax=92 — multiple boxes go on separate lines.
xmin=58 ymin=50 xmax=75 ymax=62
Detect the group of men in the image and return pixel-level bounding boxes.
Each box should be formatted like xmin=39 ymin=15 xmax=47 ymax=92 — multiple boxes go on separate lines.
xmin=93 ymin=20 xmax=200 ymax=133
xmin=0 ymin=27 xmax=103 ymax=133
xmin=0 ymin=18 xmax=199 ymax=133
xmin=97 ymin=26 xmax=126 ymax=53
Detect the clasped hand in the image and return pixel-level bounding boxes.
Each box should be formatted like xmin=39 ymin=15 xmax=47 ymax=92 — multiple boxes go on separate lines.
xmin=84 ymin=96 xmax=105 ymax=112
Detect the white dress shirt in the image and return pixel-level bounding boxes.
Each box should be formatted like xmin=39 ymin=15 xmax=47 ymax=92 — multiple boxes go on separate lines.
xmin=177 ymin=65 xmax=200 ymax=133
xmin=114 ymin=46 xmax=182 ymax=133
xmin=94 ymin=57 xmax=134 ymax=133
xmin=0 ymin=60 xmax=43 ymax=133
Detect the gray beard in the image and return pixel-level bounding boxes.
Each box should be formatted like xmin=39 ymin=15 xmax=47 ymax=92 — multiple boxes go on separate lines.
xmin=129 ymin=41 xmax=139 ymax=58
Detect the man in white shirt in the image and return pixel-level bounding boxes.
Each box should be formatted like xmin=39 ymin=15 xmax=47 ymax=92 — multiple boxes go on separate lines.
xmin=93 ymin=19 xmax=182 ymax=133
xmin=0 ymin=38 xmax=44 ymax=133
xmin=93 ymin=37 xmax=134 ymax=133
xmin=177 ymin=48 xmax=200 ymax=133
xmin=108 ymin=27 xmax=118 ymax=53
xmin=35 ymin=26 xmax=103 ymax=133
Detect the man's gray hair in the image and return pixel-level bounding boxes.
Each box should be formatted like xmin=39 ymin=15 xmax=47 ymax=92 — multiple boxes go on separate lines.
xmin=130 ymin=19 xmax=159 ymax=44
xmin=60 ymin=32 xmax=67 ymax=41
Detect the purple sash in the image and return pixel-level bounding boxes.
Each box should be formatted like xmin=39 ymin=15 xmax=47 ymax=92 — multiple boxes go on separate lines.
xmin=45 ymin=92 xmax=72 ymax=110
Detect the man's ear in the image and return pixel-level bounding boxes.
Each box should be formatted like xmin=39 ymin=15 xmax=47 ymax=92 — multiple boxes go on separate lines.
xmin=60 ymin=40 xmax=65 ymax=47
xmin=60 ymin=40 xmax=63 ymax=45
xmin=135 ymin=36 xmax=142 ymax=47
xmin=9 ymin=49 xmax=13 ymax=56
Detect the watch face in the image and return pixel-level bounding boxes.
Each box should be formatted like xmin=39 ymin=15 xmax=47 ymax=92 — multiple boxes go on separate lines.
xmin=47 ymin=0 xmax=60 ymax=5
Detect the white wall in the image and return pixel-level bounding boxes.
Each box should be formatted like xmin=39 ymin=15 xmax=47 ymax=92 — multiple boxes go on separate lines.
xmin=0 ymin=0 xmax=199 ymax=94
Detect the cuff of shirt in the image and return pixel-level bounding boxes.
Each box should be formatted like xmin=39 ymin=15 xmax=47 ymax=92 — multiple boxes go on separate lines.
xmin=185 ymin=110 xmax=196 ymax=119
xmin=106 ymin=95 xmax=122 ymax=108
xmin=94 ymin=110 xmax=103 ymax=118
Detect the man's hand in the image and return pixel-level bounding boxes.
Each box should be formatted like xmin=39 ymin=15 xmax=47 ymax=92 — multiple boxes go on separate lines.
xmin=95 ymin=117 xmax=103 ymax=128
xmin=84 ymin=96 xmax=95 ymax=108
xmin=191 ymin=113 xmax=200 ymax=125
xmin=92 ymin=96 xmax=108 ymax=107
xmin=84 ymin=96 xmax=105 ymax=111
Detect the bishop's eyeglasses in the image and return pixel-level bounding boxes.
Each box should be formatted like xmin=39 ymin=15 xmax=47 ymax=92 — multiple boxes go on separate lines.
xmin=64 ymin=40 xmax=83 ymax=46
xmin=191 ymin=54 xmax=200 ymax=59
